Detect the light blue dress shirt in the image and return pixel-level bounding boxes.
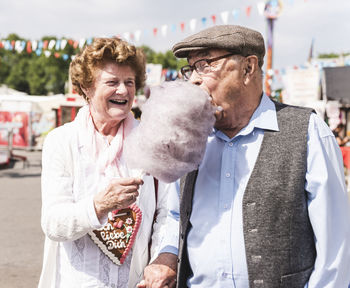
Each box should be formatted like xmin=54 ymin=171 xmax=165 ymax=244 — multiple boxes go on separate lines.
xmin=160 ymin=94 xmax=350 ymax=287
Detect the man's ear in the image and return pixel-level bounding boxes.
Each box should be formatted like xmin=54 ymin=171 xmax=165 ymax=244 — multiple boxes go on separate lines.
xmin=245 ymin=55 xmax=259 ymax=75
xmin=243 ymin=55 xmax=259 ymax=85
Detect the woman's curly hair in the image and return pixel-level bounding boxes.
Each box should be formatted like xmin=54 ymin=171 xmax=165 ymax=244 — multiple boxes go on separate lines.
xmin=70 ymin=38 xmax=146 ymax=100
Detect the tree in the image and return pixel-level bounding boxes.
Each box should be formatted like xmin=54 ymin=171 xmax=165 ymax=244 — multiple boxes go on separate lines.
xmin=140 ymin=45 xmax=188 ymax=70
xmin=5 ymin=57 xmax=30 ymax=93
xmin=318 ymin=52 xmax=350 ymax=59
xmin=0 ymin=37 xmax=187 ymax=95
xmin=27 ymin=56 xmax=49 ymax=95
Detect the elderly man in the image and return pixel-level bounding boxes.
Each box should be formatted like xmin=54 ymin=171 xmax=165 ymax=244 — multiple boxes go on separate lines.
xmin=138 ymin=25 xmax=350 ymax=288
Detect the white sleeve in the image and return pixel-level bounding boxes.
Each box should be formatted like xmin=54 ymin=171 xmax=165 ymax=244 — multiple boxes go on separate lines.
xmin=149 ymin=180 xmax=179 ymax=261
xmin=41 ymin=128 xmax=104 ymax=242
xmin=158 ymin=180 xmax=180 ymax=256
xmin=305 ymin=113 xmax=350 ymax=287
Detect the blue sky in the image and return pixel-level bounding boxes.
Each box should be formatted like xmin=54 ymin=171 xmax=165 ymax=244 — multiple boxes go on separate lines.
xmin=1 ymin=0 xmax=348 ymax=70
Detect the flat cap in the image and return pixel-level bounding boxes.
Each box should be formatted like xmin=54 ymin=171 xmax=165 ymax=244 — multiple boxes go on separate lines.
xmin=172 ymin=25 xmax=265 ymax=67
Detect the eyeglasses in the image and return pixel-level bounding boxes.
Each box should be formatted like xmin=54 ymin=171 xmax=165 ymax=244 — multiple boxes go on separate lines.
xmin=180 ymin=53 xmax=236 ymax=80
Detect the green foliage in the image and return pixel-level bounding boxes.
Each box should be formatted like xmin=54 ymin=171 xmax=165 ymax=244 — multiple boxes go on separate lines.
xmin=6 ymin=33 xmax=23 ymax=41
xmin=0 ymin=34 xmax=79 ymax=95
xmin=5 ymin=57 xmax=30 ymax=93
xmin=0 ymin=38 xmax=186 ymax=95
xmin=318 ymin=52 xmax=350 ymax=59
xmin=27 ymin=56 xmax=49 ymax=95
xmin=140 ymin=45 xmax=188 ymax=70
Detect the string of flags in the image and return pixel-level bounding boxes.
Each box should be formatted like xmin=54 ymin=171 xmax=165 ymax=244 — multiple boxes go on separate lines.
xmin=0 ymin=38 xmax=93 ymax=60
xmin=265 ymin=56 xmax=350 ymax=85
xmin=2 ymin=0 xmax=335 ymax=82
xmin=0 ymin=0 xmax=310 ymax=61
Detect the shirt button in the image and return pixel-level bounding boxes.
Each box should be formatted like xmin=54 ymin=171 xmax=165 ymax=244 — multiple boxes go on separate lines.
xmin=225 ymin=172 xmax=231 ymax=178
xmin=228 ymin=142 xmax=233 ymax=147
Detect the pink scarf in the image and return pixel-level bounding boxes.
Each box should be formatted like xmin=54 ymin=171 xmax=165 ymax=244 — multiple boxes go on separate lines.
xmin=75 ymin=105 xmax=136 ymax=178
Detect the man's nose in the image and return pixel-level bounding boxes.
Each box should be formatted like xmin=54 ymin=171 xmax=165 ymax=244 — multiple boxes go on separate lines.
xmin=189 ymin=70 xmax=203 ymax=86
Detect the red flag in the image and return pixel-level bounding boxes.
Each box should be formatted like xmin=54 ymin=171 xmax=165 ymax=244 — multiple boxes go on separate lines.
xmin=246 ymin=6 xmax=252 ymax=17
xmin=68 ymin=39 xmax=73 ymax=46
xmin=11 ymin=40 xmax=15 ymax=50
xmin=43 ymin=40 xmax=49 ymax=49
xmin=153 ymin=28 xmax=158 ymax=36
xmin=26 ymin=41 xmax=32 ymax=53
xmin=54 ymin=52 xmax=60 ymax=58
xmin=211 ymin=15 xmax=216 ymax=24
xmin=73 ymin=41 xmax=79 ymax=49
xmin=180 ymin=22 xmax=185 ymax=32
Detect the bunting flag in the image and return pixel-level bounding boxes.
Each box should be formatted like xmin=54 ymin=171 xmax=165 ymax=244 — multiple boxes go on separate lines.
xmin=189 ymin=18 xmax=197 ymax=32
xmin=232 ymin=9 xmax=240 ymax=20
xmin=246 ymin=6 xmax=252 ymax=17
xmin=220 ymin=11 xmax=229 ymax=24
xmin=26 ymin=41 xmax=32 ymax=53
xmin=0 ymin=0 xmax=313 ymax=63
xmin=55 ymin=39 xmax=61 ymax=51
xmin=48 ymin=40 xmax=55 ymax=50
xmin=134 ymin=30 xmax=141 ymax=42
xmin=32 ymin=40 xmax=38 ymax=51
xmin=79 ymin=38 xmax=85 ymax=49
xmin=60 ymin=39 xmax=67 ymax=50
xmin=257 ymin=2 xmax=266 ymax=15
xmin=123 ymin=32 xmax=130 ymax=42
xmin=87 ymin=38 xmax=93 ymax=45
xmin=180 ymin=22 xmax=185 ymax=32
xmin=161 ymin=25 xmax=168 ymax=37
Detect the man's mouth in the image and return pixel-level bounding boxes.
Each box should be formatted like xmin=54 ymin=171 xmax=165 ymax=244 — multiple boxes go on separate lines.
xmin=109 ymin=99 xmax=128 ymax=105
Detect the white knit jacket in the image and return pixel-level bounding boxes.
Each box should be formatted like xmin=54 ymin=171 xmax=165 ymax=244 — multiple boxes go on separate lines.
xmin=38 ymin=119 xmax=172 ymax=288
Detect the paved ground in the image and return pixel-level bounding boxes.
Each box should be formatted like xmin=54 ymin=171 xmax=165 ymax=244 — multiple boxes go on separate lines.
xmin=0 ymin=150 xmax=44 ymax=288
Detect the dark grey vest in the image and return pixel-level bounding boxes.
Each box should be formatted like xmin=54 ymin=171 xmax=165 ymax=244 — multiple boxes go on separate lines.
xmin=177 ymin=102 xmax=316 ymax=288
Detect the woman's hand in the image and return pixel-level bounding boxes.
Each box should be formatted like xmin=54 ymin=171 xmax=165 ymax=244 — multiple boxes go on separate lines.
xmin=93 ymin=177 xmax=144 ymax=221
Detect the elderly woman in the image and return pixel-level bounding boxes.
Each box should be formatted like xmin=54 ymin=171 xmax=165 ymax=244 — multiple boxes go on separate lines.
xmin=38 ymin=38 xmax=174 ymax=288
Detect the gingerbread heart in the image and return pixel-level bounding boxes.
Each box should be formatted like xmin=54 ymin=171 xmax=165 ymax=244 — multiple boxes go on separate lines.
xmin=88 ymin=203 xmax=142 ymax=265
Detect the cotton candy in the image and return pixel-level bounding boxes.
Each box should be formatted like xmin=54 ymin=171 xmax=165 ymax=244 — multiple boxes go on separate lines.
xmin=124 ymin=80 xmax=216 ymax=183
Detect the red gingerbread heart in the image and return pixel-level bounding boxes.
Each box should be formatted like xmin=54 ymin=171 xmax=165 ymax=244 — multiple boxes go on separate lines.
xmin=88 ymin=203 xmax=142 ymax=265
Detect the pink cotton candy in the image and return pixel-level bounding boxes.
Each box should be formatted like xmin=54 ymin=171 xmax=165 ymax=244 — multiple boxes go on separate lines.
xmin=124 ymin=80 xmax=216 ymax=183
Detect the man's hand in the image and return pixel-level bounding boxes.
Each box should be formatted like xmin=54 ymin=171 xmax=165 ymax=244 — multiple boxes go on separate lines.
xmin=137 ymin=253 xmax=177 ymax=288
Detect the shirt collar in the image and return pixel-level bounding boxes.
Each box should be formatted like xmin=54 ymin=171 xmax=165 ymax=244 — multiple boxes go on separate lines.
xmin=213 ymin=93 xmax=279 ymax=141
